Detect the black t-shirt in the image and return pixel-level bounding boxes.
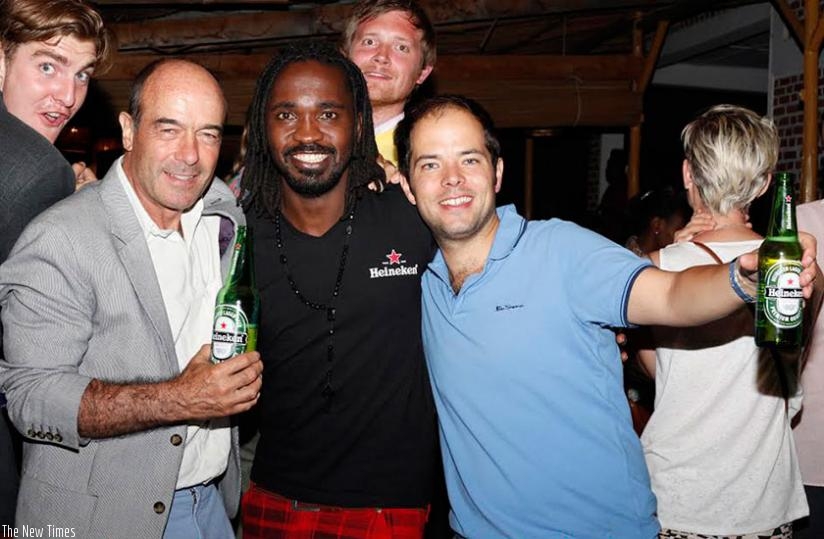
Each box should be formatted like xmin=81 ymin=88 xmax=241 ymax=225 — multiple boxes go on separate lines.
xmin=249 ymin=186 xmax=438 ymax=508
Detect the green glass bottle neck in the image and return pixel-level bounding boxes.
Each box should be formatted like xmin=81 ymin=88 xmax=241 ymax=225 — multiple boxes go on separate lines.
xmin=766 ymin=177 xmax=798 ymax=240
xmin=227 ymin=225 xmax=256 ymax=287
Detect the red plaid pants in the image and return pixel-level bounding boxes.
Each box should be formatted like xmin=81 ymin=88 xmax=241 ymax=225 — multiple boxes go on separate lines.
xmin=241 ymin=482 xmax=429 ymax=539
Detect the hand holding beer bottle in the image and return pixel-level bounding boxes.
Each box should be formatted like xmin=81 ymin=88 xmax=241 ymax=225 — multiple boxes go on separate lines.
xmin=756 ymin=172 xmax=803 ymax=349
xmin=211 ymin=225 xmax=261 ymax=362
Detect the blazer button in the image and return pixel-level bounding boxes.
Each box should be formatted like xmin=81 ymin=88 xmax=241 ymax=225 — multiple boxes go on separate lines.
xmin=36 ymin=431 xmax=45 ymax=439
xmin=153 ymin=502 xmax=165 ymax=514
xmin=27 ymin=429 xmax=34 ymax=437
xmin=45 ymin=433 xmax=54 ymax=441
xmin=170 ymin=434 xmax=183 ymax=446
xmin=54 ymin=434 xmax=63 ymax=443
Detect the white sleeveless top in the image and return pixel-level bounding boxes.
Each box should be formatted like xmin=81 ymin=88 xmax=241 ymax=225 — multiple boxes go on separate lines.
xmin=641 ymin=240 xmax=808 ymax=534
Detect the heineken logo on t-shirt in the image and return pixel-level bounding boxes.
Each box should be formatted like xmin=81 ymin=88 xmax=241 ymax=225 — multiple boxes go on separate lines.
xmin=369 ymin=248 xmax=419 ymax=279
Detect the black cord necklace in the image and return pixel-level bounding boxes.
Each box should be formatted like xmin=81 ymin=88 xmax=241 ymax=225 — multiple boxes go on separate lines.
xmin=274 ymin=204 xmax=356 ymax=412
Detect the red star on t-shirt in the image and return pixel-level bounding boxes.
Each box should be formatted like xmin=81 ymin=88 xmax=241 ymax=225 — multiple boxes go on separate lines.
xmin=386 ymin=249 xmax=402 ymax=265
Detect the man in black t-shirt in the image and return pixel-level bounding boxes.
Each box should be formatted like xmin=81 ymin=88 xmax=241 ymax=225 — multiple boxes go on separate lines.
xmin=239 ymin=43 xmax=437 ymax=539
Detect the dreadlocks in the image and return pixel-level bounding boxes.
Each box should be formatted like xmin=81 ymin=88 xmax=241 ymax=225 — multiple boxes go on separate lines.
xmin=242 ymin=41 xmax=384 ymax=219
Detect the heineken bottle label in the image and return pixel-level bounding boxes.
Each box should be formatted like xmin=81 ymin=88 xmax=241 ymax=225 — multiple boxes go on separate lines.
xmin=211 ymin=304 xmax=250 ymax=362
xmin=762 ymin=261 xmax=803 ymax=329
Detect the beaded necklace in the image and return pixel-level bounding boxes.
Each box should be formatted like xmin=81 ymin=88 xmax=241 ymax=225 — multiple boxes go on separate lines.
xmin=274 ymin=205 xmax=356 ymax=411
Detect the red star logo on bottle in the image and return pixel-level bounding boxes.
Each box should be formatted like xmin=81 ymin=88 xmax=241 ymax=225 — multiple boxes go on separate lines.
xmin=386 ymin=249 xmax=402 ymax=265
xmin=785 ymin=195 xmax=792 ymax=203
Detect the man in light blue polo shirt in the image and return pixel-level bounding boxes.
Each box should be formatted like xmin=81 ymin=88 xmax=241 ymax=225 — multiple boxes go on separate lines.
xmin=393 ymin=95 xmax=818 ymax=539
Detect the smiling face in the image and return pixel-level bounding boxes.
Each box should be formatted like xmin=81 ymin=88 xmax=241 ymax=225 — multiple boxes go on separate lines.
xmin=346 ymin=10 xmax=433 ymax=124
xmin=119 ymin=61 xmax=225 ymax=230
xmin=266 ymin=60 xmax=356 ymax=200
xmin=407 ymin=106 xmax=503 ymax=245
xmin=2 ymin=35 xmax=97 ymax=143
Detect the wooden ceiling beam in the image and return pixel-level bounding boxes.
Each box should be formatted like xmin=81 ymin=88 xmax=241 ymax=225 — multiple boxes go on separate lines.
xmin=637 ymin=20 xmax=669 ymax=92
xmin=97 ymin=77 xmax=641 ymax=128
xmin=99 ymin=52 xmax=642 ymax=81
xmin=560 ymin=13 xmax=633 ymax=53
xmin=108 ymin=0 xmax=673 ymax=52
xmin=563 ymin=0 xmax=756 ymax=53
xmin=96 ymin=0 xmax=664 ymax=6
xmin=112 ymin=12 xmax=327 ymax=53
xmin=437 ymin=80 xmax=642 ymax=127
xmin=643 ymin=0 xmax=733 ymax=30
xmin=96 ymin=53 xmax=642 ymax=128
xmin=770 ymin=0 xmax=804 ymax=49
xmin=435 ymin=54 xmax=641 ymax=81
xmin=97 ymin=0 xmax=294 ymax=4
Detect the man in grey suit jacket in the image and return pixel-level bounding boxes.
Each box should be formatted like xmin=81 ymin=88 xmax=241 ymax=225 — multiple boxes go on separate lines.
xmin=0 ymin=0 xmax=112 ymax=526
xmin=0 ymin=58 xmax=263 ymax=539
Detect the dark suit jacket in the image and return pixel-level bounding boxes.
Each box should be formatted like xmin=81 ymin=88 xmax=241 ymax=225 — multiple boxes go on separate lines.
xmin=0 ymin=94 xmax=75 ymax=264
xmin=0 ymin=93 xmax=74 ymax=527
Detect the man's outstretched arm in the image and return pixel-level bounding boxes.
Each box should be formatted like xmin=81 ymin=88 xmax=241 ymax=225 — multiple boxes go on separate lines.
xmin=627 ymin=232 xmax=818 ymax=327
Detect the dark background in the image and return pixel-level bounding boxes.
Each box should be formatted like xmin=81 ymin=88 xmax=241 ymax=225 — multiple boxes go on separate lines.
xmin=490 ymin=84 xmax=770 ymax=236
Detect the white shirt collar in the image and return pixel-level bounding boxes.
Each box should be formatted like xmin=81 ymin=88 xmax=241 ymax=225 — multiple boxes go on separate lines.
xmin=374 ymin=112 xmax=405 ymax=135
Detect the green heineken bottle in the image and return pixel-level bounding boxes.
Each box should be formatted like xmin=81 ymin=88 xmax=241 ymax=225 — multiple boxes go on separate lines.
xmin=211 ymin=225 xmax=260 ymax=363
xmin=755 ymin=172 xmax=803 ymax=349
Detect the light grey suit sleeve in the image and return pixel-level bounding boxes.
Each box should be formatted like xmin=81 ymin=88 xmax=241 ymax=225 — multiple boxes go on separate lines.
xmin=0 ymin=214 xmax=95 ymax=450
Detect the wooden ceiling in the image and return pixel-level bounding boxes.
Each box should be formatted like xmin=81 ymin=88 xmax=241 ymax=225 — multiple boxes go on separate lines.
xmin=91 ymin=0 xmax=763 ymax=128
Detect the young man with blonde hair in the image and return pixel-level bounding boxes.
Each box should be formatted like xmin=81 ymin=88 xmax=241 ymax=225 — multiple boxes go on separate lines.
xmin=342 ymin=0 xmax=435 ymax=164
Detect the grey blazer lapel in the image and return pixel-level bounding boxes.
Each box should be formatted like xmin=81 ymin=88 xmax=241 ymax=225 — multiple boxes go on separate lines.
xmin=97 ymin=165 xmax=179 ymax=374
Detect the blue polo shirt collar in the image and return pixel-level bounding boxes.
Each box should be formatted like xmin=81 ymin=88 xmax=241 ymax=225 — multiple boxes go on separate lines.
xmin=427 ymin=204 xmax=526 ymax=286
xmin=488 ymin=204 xmax=527 ymax=261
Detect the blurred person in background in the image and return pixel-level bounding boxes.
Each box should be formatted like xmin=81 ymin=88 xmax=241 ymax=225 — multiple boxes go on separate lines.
xmin=622 ymin=187 xmax=690 ymax=433
xmin=624 ymin=187 xmax=689 ymax=257
xmin=597 ymin=148 xmax=630 ymax=242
